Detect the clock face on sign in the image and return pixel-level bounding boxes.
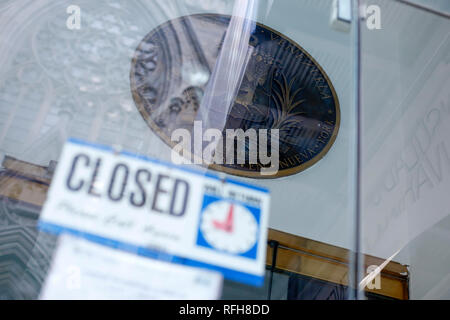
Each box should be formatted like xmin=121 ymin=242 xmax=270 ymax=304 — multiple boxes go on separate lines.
xmin=199 ymin=200 xmax=258 ymax=255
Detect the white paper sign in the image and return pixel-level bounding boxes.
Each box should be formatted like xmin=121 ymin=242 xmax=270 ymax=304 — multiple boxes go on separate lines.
xmin=39 ymin=138 xmax=270 ymax=286
xmin=40 ymin=235 xmax=223 ymax=300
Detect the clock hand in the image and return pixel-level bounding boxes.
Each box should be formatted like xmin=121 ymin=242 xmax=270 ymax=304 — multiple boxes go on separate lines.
xmin=225 ymin=203 xmax=234 ymax=232
xmin=213 ymin=203 xmax=234 ymax=233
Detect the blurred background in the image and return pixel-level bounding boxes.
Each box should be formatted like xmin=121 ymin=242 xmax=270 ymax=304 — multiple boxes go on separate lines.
xmin=0 ymin=0 xmax=448 ymax=300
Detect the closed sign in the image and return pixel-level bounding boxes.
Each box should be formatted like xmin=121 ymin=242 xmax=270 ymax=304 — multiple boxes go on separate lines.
xmin=39 ymin=138 xmax=270 ymax=286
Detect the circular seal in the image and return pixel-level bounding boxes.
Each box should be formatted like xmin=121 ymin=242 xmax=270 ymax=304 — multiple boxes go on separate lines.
xmin=131 ymin=14 xmax=340 ymax=178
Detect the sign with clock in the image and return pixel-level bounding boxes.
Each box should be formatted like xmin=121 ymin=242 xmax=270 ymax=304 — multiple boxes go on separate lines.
xmin=38 ymin=138 xmax=270 ymax=286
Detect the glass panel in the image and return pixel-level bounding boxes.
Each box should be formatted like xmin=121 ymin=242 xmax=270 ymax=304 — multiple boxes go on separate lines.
xmin=0 ymin=0 xmax=357 ymax=300
xmin=360 ymin=0 xmax=450 ymax=299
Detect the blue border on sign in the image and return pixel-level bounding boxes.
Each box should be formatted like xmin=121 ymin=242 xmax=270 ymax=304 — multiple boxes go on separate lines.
xmin=67 ymin=138 xmax=269 ymax=194
xmin=38 ymin=221 xmax=264 ymax=287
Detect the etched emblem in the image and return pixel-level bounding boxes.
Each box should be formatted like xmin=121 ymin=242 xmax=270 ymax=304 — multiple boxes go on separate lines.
xmin=130 ymin=14 xmax=340 ymax=178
